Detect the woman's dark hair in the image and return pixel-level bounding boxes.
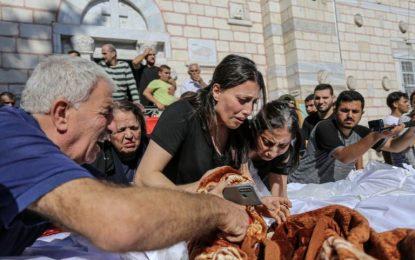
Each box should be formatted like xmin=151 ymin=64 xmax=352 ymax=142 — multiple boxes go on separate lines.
xmin=183 ymin=54 xmax=263 ymax=168
xmin=250 ymin=100 xmax=301 ymax=168
xmin=113 ymin=100 xmax=148 ymax=146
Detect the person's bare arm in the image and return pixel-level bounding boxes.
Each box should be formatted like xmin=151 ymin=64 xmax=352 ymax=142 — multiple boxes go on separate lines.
xmin=134 ymin=140 xmax=176 ymax=189
xmin=332 ymin=126 xmax=403 ymax=164
xmin=382 ymin=126 xmax=415 ymax=153
xmin=134 ymin=140 xmax=201 ymax=192
xmin=29 ymin=178 xmax=249 ymax=252
xmin=355 ymin=156 xmax=364 ymax=170
xmin=132 ymin=49 xmax=150 ymax=69
xmin=268 ymin=174 xmax=287 ymax=197
xmin=143 ymin=87 xmax=165 ymax=110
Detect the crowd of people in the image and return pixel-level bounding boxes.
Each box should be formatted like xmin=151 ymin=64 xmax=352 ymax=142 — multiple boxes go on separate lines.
xmin=1 ymin=46 xmax=415 ymax=256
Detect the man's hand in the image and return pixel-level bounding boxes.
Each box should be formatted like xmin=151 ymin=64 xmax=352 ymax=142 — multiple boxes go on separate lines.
xmin=215 ymin=198 xmax=249 ymax=242
xmin=257 ymin=196 xmax=292 ymax=225
xmin=142 ymin=47 xmax=151 ymax=56
xmin=155 ymin=102 xmax=165 ymax=111
xmin=168 ymin=86 xmax=175 ymax=96
xmin=375 ymin=123 xmax=405 ymax=139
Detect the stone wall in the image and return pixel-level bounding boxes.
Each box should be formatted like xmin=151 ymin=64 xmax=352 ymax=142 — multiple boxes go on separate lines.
xmin=0 ymin=0 xmax=414 ymax=122
xmin=0 ymin=0 xmax=57 ymax=97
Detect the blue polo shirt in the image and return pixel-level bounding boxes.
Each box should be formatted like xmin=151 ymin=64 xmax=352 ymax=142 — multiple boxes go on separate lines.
xmin=0 ymin=106 xmax=92 ymax=255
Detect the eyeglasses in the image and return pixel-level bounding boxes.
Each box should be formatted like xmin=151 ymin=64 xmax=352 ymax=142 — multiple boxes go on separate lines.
xmin=189 ymin=70 xmax=199 ymax=72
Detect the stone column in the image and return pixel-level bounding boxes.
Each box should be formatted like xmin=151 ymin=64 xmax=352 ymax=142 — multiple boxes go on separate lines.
xmin=70 ymin=35 xmax=95 ymax=60
xmin=261 ymin=0 xmax=346 ymax=101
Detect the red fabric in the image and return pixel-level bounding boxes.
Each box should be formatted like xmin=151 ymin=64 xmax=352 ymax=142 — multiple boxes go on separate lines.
xmin=145 ymin=116 xmax=159 ymax=134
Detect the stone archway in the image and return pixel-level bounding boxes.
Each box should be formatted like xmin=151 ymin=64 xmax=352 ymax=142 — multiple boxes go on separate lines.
xmin=53 ymin=0 xmax=170 ymax=61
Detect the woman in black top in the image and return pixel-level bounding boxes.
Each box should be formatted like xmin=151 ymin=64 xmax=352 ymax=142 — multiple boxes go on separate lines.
xmin=247 ymin=100 xmax=301 ymax=197
xmin=135 ymin=55 xmax=263 ymax=191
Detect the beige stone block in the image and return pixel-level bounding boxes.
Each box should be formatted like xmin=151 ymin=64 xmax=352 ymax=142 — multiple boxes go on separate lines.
xmin=217 ymin=40 xmax=229 ymax=52
xmin=0 ymin=21 xmax=18 ymax=36
xmin=197 ymin=16 xmax=213 ymax=27
xmin=213 ymin=18 xmax=229 ymax=29
xmin=210 ymin=0 xmax=227 ymax=7
xmin=2 ymin=7 xmax=32 ymax=22
xmin=24 ymin=0 xmax=59 ymax=11
xmin=0 ymin=36 xmax=16 ymax=52
xmin=164 ymin=12 xmax=186 ymax=25
xmin=0 ymin=68 xmax=27 ymax=83
xmin=251 ymin=23 xmax=262 ymax=33
xmin=0 ymin=0 xmax=24 ymax=6
xmin=197 ymin=0 xmax=210 ymax=4
xmin=216 ymin=7 xmax=228 ymax=18
xmin=219 ymin=30 xmax=233 ymax=41
xmin=245 ymin=43 xmax=257 ymax=54
xmin=172 ymin=49 xmax=188 ymax=61
xmin=205 ymin=6 xmax=217 ymax=17
xmin=253 ymin=54 xmax=266 ymax=65
xmin=184 ymin=26 xmax=201 ymax=37
xmin=20 ymin=24 xmax=51 ymax=39
xmin=33 ymin=10 xmax=55 ymax=24
xmin=17 ymin=38 xmax=52 ymax=54
xmin=248 ymin=2 xmax=261 ymax=13
xmin=250 ymin=12 xmax=262 ymax=23
xmin=234 ymin=31 xmax=250 ymax=42
xmin=320 ymin=52 xmax=337 ymax=62
xmin=186 ymin=15 xmax=198 ymax=26
xmin=231 ymin=42 xmax=245 ymax=53
xmin=170 ymin=36 xmax=187 ymax=49
xmin=173 ymin=2 xmax=189 ymax=13
xmin=167 ymin=25 xmax=183 ymax=36
xmin=2 ymin=53 xmax=39 ymax=69
xmin=250 ymin=33 xmax=263 ymax=44
xmin=190 ymin=4 xmax=204 ymax=15
xmin=201 ymin=28 xmax=218 ymax=39
xmin=257 ymin=45 xmax=265 ymax=55
xmin=159 ymin=1 xmax=173 ymax=11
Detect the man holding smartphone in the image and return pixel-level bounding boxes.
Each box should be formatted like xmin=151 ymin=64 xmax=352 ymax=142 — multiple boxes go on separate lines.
xmin=289 ymin=90 xmax=415 ymax=184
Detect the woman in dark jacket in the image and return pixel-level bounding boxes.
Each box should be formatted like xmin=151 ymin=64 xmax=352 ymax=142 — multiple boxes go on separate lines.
xmin=89 ymin=100 xmax=148 ymax=184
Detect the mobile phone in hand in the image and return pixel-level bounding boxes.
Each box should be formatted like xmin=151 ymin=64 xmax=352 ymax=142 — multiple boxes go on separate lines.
xmin=222 ymin=184 xmax=262 ymax=206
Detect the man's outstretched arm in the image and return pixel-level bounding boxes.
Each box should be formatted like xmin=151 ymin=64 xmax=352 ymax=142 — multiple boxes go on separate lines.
xmin=29 ymin=178 xmax=249 ymax=252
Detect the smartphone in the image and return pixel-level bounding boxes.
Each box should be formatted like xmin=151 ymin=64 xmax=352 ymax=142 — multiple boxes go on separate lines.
xmin=222 ymin=184 xmax=262 ymax=206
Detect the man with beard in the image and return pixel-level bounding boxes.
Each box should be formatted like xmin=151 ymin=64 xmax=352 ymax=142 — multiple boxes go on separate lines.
xmin=304 ymin=94 xmax=317 ymax=115
xmin=301 ymin=84 xmax=335 ymax=141
xmin=289 ymin=90 xmax=415 ymax=184
xmin=132 ymin=47 xmax=177 ymax=106
xmin=99 ymin=44 xmax=140 ymax=104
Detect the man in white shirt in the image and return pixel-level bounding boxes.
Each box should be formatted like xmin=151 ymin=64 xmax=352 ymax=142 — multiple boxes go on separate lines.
xmin=383 ymin=91 xmax=410 ymax=165
xmin=181 ymin=63 xmax=207 ymax=94
xmin=384 ymin=91 xmax=410 ymax=126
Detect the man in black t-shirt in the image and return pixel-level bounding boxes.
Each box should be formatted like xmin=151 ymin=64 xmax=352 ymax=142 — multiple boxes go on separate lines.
xmin=301 ymin=84 xmax=336 ymax=141
xmin=132 ymin=48 xmax=160 ymax=106
xmin=289 ymin=90 xmax=415 ymax=184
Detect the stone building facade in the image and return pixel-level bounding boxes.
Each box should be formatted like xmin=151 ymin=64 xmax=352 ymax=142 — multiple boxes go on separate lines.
xmin=1 ymin=0 xmax=415 ymax=125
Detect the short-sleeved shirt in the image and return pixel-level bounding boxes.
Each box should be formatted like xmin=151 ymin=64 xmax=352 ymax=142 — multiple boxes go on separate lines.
xmin=136 ymin=65 xmax=159 ymax=106
xmin=181 ymin=79 xmax=204 ymax=94
xmin=301 ymin=112 xmax=334 ymax=140
xmin=151 ymin=100 xmax=232 ymax=184
xmin=252 ymin=147 xmax=294 ymax=180
xmin=147 ymin=79 xmax=177 ymax=106
xmin=289 ymin=118 xmax=383 ymax=184
xmin=0 ymin=106 xmax=92 ymax=255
